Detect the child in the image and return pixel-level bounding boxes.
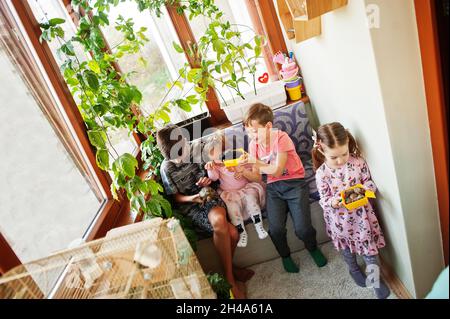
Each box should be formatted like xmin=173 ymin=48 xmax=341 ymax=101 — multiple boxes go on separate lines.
xmin=203 ymin=133 xmax=268 ymax=248
xmin=240 ymin=103 xmax=327 ymax=273
xmin=312 ymin=122 xmax=390 ymax=299
xmin=157 ymin=124 xmax=252 ymax=299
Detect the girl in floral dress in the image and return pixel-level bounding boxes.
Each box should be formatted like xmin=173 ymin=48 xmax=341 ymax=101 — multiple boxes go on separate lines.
xmin=312 ymin=122 xmax=390 ymax=299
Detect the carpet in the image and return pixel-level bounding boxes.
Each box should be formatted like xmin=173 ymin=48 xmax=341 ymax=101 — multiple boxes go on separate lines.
xmin=246 ymin=242 xmax=397 ymax=299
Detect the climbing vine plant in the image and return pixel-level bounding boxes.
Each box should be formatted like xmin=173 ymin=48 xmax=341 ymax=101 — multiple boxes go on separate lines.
xmin=39 ymin=0 xmax=264 ymax=240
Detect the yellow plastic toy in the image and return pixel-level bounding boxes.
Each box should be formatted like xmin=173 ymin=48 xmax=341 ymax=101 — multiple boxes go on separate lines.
xmin=340 ymin=184 xmax=376 ymax=210
xmin=222 ymin=148 xmax=246 ymax=167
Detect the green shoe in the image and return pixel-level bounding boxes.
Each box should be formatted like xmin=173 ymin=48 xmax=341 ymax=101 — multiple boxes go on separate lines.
xmin=282 ymin=256 xmax=299 ymax=273
xmin=309 ymin=248 xmax=327 ymax=267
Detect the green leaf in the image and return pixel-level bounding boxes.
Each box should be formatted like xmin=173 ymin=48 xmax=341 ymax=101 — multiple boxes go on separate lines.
xmin=113 ymin=153 xmax=138 ymax=178
xmin=96 ymin=149 xmax=109 ymax=170
xmin=186 ymin=95 xmax=199 ymax=105
xmin=155 ymin=110 xmax=170 ymax=123
xmin=60 ymin=42 xmax=75 ymax=56
xmin=48 ymin=18 xmax=65 ymax=26
xmin=254 ymin=35 xmax=262 ymax=46
xmin=66 ymin=77 xmax=79 ymax=86
xmin=87 ymin=130 xmax=107 ymax=148
xmin=212 ymin=39 xmax=225 ymax=55
xmin=84 ymin=71 xmax=99 ymax=91
xmin=254 ymin=45 xmax=261 ymax=58
xmin=175 ymin=99 xmax=192 ymax=112
xmin=88 ymin=60 xmax=101 ymax=74
xmin=172 ymin=41 xmax=184 ymax=54
xmin=146 ymin=200 xmax=162 ymax=217
xmin=187 ymin=68 xmax=202 ymax=83
xmin=110 ymin=182 xmax=118 ymax=200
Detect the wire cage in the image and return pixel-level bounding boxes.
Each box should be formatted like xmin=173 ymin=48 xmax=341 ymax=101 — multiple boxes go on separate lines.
xmin=0 ymin=218 xmax=216 ymax=299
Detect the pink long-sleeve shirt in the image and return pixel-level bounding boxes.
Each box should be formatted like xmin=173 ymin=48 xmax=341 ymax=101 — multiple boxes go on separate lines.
xmin=207 ymin=165 xmax=248 ymax=191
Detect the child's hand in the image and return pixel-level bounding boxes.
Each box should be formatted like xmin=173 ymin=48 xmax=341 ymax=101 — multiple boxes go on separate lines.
xmin=192 ymin=193 xmax=203 ymax=204
xmin=331 ymin=198 xmax=344 ymax=209
xmin=196 ymin=177 xmax=212 ymax=187
xmin=235 ymin=165 xmax=249 ymax=180
xmin=238 ymin=152 xmax=257 ymax=166
xmin=205 ymin=161 xmax=215 ymax=170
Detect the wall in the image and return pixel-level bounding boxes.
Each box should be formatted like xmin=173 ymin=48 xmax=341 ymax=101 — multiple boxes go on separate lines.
xmin=277 ymin=0 xmax=444 ymax=297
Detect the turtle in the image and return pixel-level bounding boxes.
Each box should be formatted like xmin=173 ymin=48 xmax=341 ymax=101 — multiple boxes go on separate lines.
xmin=198 ymin=186 xmax=218 ymax=206
xmin=344 ymin=187 xmax=366 ymax=204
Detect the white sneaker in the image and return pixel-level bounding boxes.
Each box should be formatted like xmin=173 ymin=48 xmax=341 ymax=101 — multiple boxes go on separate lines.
xmin=254 ymin=222 xmax=268 ymax=239
xmin=237 ymin=230 xmax=248 ymax=247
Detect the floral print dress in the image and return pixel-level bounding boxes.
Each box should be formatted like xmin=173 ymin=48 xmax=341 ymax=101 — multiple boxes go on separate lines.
xmin=315 ymin=155 xmax=385 ymax=256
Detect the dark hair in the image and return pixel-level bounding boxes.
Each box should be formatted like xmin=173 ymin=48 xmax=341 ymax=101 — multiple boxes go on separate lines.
xmin=243 ymin=103 xmax=274 ymax=127
xmin=311 ymin=122 xmax=361 ymax=170
xmin=156 ymin=124 xmax=185 ymax=160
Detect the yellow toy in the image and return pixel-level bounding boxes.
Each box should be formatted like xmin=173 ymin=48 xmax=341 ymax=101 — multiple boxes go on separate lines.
xmin=222 ymin=148 xmax=247 ymax=167
xmin=340 ymin=184 xmax=376 ymax=210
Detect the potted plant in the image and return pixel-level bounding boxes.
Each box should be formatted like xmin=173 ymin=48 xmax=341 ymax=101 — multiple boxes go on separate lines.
xmin=171 ymin=4 xmax=287 ymax=124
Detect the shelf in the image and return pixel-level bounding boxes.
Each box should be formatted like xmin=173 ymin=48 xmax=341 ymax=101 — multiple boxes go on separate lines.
xmin=277 ymin=0 xmax=347 ymax=43
xmin=277 ymin=0 xmax=321 ymax=43
xmin=286 ymin=0 xmax=348 ymax=21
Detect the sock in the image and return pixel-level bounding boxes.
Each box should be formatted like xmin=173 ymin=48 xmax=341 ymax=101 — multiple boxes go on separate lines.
xmin=282 ymin=256 xmax=299 ymax=273
xmin=309 ymin=247 xmax=328 ymax=267
xmin=342 ymin=248 xmax=366 ymax=287
xmin=251 ymin=214 xmax=268 ymax=239
xmin=235 ymin=223 xmax=248 ymax=247
xmin=363 ymin=255 xmax=391 ymax=299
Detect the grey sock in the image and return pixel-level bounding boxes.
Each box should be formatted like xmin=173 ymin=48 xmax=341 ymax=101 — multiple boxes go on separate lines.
xmin=363 ymin=254 xmax=390 ymax=299
xmin=342 ymin=248 xmax=366 ymax=287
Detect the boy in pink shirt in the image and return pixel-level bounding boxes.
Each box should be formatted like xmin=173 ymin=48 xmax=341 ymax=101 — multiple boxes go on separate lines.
xmin=240 ymin=103 xmax=327 ymax=273
xmin=204 ymin=133 xmax=268 ymax=247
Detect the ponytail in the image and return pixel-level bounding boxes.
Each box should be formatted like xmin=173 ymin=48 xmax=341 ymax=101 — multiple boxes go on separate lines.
xmin=312 ymin=146 xmax=325 ymax=171
xmin=347 ymin=131 xmax=361 ymax=157
xmin=311 ymin=122 xmax=361 ymax=171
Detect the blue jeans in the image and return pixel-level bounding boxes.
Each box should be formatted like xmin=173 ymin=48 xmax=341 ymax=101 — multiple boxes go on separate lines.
xmin=266 ymin=178 xmax=317 ymax=257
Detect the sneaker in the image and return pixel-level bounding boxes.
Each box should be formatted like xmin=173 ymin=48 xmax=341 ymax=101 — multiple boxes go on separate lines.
xmin=254 ymin=222 xmax=268 ymax=239
xmin=237 ymin=230 xmax=248 ymax=247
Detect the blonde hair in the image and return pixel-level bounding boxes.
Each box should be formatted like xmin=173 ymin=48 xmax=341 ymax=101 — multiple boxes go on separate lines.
xmin=203 ymin=131 xmax=225 ymax=160
xmin=311 ymin=122 xmax=361 ymax=170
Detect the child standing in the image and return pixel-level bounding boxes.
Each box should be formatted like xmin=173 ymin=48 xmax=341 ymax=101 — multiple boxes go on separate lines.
xmin=157 ymin=124 xmax=253 ymax=299
xmin=204 ymin=133 xmax=268 ymax=248
xmin=240 ymin=103 xmax=327 ymax=273
xmin=312 ymin=122 xmax=390 ymax=299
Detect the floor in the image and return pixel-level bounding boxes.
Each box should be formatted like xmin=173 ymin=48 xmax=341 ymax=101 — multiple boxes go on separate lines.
xmin=245 ymin=242 xmax=397 ymax=299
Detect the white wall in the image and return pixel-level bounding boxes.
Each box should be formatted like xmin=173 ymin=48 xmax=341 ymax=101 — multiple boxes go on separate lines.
xmin=277 ymin=0 xmax=444 ymax=297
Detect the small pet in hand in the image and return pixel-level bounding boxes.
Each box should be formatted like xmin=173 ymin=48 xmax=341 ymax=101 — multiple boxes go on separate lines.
xmin=344 ymin=187 xmax=366 ymax=204
xmin=198 ymin=186 xmax=218 ymax=206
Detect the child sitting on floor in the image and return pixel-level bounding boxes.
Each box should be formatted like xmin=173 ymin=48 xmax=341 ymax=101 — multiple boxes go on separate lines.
xmin=204 ymin=133 xmax=268 ymax=247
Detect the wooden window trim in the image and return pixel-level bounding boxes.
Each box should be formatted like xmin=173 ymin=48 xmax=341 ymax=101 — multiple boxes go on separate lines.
xmin=415 ymin=0 xmax=449 ymax=265
xmin=165 ymin=4 xmax=230 ymax=127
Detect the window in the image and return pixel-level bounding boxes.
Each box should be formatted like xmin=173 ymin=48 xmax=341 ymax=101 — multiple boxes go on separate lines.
xmin=100 ymin=3 xmax=207 ymax=125
xmin=0 ymin=45 xmax=104 ymax=263
xmin=28 ymin=0 xmax=138 ymax=156
xmin=188 ymin=0 xmax=275 ymax=106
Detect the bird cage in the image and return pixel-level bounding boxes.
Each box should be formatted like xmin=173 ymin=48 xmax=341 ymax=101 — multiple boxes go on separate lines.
xmin=0 ymin=218 xmax=216 ymax=299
